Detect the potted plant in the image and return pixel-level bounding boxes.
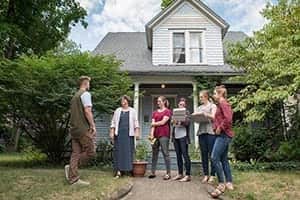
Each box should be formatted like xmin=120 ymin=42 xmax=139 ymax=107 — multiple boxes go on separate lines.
xmin=133 ymin=141 xmax=148 ymax=177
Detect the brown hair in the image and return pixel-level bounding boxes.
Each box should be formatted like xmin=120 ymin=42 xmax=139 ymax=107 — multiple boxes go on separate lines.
xmin=215 ymin=85 xmax=227 ymax=98
xmin=178 ymin=97 xmax=187 ymax=106
xmin=78 ymin=76 xmax=91 ymax=87
xmin=158 ymin=96 xmax=169 ymax=108
xmin=121 ymin=95 xmax=132 ymax=105
xmin=199 ymin=90 xmax=210 ymax=99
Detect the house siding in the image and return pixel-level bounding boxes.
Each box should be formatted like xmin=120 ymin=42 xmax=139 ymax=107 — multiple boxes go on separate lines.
xmin=152 ymin=2 xmax=224 ymax=66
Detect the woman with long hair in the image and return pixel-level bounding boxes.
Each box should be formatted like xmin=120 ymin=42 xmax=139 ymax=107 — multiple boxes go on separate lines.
xmin=210 ymin=85 xmax=234 ymax=198
xmin=193 ymin=90 xmax=217 ymax=184
xmin=148 ymin=96 xmax=172 ymax=180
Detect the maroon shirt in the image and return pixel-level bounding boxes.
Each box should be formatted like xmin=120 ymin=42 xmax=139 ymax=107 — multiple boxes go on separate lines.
xmin=213 ymin=99 xmax=234 ymax=138
xmin=152 ymin=109 xmax=172 ymax=138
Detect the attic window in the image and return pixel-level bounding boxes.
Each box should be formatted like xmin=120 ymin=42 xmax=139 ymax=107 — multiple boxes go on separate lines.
xmin=190 ymin=32 xmax=203 ymax=63
xmin=173 ymin=33 xmax=185 ymax=63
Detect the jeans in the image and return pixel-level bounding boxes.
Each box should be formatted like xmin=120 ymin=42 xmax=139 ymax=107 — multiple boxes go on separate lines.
xmin=174 ymin=137 xmax=191 ymax=176
xmin=151 ymin=137 xmax=171 ymax=174
xmin=199 ymin=134 xmax=216 ymax=176
xmin=211 ymin=133 xmax=233 ymax=183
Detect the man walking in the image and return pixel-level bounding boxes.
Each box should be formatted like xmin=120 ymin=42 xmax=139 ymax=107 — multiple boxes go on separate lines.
xmin=65 ymin=76 xmax=97 ymax=185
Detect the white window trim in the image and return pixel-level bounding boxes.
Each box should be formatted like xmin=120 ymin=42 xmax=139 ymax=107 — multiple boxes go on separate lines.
xmin=169 ymin=30 xmax=206 ymax=65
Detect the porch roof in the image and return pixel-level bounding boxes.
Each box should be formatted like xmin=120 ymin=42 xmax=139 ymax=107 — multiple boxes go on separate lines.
xmin=93 ymin=32 xmax=247 ymax=76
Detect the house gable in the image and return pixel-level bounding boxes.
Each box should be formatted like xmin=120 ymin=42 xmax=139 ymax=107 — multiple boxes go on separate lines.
xmin=150 ymin=0 xmax=227 ymax=66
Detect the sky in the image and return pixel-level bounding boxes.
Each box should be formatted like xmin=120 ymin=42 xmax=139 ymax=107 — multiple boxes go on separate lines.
xmin=69 ymin=0 xmax=276 ymax=51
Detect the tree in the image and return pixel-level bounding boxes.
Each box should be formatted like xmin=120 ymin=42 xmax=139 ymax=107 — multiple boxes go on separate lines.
xmin=161 ymin=0 xmax=173 ymax=10
xmin=0 ymin=53 xmax=132 ymax=163
xmin=227 ymin=0 xmax=300 ymax=123
xmin=0 ymin=0 xmax=87 ymax=59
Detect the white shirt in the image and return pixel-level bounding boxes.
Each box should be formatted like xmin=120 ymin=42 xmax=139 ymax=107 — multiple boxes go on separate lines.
xmin=80 ymin=92 xmax=92 ymax=107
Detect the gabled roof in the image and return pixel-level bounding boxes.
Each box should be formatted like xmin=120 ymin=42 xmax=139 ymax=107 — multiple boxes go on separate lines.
xmin=145 ymin=0 xmax=230 ymax=49
xmin=93 ymin=31 xmax=247 ymax=76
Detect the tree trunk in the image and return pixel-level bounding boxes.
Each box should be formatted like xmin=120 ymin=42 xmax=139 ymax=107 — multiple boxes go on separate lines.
xmin=13 ymin=127 xmax=21 ymax=151
xmin=4 ymin=0 xmax=17 ymax=59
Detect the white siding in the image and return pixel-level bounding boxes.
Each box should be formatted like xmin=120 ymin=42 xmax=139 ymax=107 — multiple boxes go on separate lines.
xmin=152 ymin=2 xmax=224 ymax=66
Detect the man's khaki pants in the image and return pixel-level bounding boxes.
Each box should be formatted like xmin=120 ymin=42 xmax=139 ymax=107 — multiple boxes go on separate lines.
xmin=69 ymin=130 xmax=96 ymax=184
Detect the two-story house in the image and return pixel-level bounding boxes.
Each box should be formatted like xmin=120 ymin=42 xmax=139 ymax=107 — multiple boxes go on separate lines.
xmin=93 ymin=0 xmax=247 ymax=147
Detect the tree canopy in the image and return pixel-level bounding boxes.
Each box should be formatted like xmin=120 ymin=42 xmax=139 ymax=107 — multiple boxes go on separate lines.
xmin=0 ymin=0 xmax=87 ymax=59
xmin=227 ymin=0 xmax=300 ymax=122
xmin=161 ymin=0 xmax=173 ymax=9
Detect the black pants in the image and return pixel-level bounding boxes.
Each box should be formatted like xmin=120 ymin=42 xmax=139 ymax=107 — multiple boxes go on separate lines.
xmin=174 ymin=136 xmax=191 ymax=176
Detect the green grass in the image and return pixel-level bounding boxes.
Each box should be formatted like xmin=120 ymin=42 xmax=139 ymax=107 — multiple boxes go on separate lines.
xmin=0 ymin=167 xmax=130 ymax=200
xmin=0 ymin=153 xmax=130 ymax=200
xmin=227 ymin=171 xmax=300 ymax=200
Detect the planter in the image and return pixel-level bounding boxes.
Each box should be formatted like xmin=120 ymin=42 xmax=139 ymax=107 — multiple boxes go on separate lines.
xmin=132 ymin=161 xmax=148 ymax=177
xmin=191 ymin=160 xmax=202 ymax=176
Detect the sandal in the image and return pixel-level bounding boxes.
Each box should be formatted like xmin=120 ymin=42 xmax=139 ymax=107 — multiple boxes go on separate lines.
xmin=148 ymin=174 xmax=156 ymax=179
xmin=209 ymin=184 xmax=226 ymax=198
xmin=163 ymin=174 xmax=171 ymax=180
xmin=201 ymin=176 xmax=209 ymax=183
xmin=226 ymin=182 xmax=234 ymax=190
xmin=171 ymin=174 xmax=183 ymax=181
xmin=208 ymin=176 xmax=215 ymax=184
xmin=179 ymin=175 xmax=191 ymax=182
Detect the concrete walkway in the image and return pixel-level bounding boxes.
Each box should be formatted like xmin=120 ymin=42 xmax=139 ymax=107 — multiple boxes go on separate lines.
xmin=122 ymin=171 xmax=229 ymax=200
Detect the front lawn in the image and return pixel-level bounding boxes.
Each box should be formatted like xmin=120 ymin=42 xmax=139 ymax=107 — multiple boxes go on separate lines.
xmin=228 ymin=170 xmax=300 ymax=200
xmin=0 ymin=167 xmax=129 ymax=200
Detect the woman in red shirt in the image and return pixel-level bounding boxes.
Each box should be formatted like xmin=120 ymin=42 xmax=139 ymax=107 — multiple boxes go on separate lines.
xmin=210 ymin=85 xmax=234 ymax=198
xmin=148 ymin=96 xmax=172 ymax=180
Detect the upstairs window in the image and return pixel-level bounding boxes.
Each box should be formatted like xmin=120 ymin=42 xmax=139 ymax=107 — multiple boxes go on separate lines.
xmin=173 ymin=33 xmax=185 ymax=63
xmin=189 ymin=32 xmax=203 ymax=63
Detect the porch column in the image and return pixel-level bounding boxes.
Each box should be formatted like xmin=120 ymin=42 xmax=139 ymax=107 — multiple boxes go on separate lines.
xmin=133 ymin=82 xmax=140 ymax=145
xmin=192 ymin=82 xmax=199 ymax=148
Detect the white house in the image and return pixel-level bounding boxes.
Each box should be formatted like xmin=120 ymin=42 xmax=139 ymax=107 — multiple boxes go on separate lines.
xmin=93 ymin=0 xmax=247 ymax=147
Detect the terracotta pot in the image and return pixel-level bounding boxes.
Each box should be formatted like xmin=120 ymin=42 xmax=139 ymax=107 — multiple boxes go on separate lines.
xmin=132 ymin=161 xmax=148 ymax=177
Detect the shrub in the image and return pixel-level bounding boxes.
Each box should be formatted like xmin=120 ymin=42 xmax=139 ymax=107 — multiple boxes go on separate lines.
xmin=0 ymin=53 xmax=132 ymax=163
xmin=89 ymin=140 xmax=113 ymax=167
xmin=135 ymin=141 xmax=149 ymax=161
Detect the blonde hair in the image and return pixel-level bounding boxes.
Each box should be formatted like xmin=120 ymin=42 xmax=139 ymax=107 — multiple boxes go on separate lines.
xmin=215 ymin=85 xmax=227 ymax=98
xmin=78 ymin=76 xmax=91 ymax=86
xmin=158 ymin=96 xmax=169 ymax=108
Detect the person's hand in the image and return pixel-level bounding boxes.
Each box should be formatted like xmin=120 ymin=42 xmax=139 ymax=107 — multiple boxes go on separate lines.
xmin=151 ymin=122 xmax=156 ymax=127
xmin=215 ymin=127 xmax=221 ymax=135
xmin=90 ymin=126 xmax=97 ymax=136
xmin=135 ymin=135 xmax=141 ymax=140
xmin=109 ymin=131 xmax=114 ymax=140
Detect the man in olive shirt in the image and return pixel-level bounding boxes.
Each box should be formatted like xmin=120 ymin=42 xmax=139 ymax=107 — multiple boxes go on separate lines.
xmin=65 ymin=76 xmax=96 ymax=185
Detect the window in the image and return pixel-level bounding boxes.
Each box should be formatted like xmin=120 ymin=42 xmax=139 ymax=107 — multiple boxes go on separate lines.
xmin=173 ymin=33 xmax=185 ymax=63
xmin=189 ymin=32 xmax=203 ymax=63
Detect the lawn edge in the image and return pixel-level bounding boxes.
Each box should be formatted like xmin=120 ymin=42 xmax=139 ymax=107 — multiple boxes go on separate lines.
xmin=106 ymin=180 xmax=133 ymax=200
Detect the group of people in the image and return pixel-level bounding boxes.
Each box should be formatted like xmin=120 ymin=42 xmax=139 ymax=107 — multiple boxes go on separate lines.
xmin=64 ymin=76 xmax=234 ymax=198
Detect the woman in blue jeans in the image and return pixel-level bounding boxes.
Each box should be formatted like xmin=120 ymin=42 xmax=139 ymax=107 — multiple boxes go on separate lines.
xmin=192 ymin=90 xmax=217 ymax=184
xmin=210 ymin=85 xmax=234 ymax=198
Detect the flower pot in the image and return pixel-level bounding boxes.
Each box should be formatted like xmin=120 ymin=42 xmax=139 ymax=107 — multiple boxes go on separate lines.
xmin=132 ymin=161 xmax=148 ymax=177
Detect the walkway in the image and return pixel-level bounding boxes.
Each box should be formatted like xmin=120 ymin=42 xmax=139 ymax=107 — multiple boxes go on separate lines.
xmin=122 ymin=171 xmax=229 ymax=200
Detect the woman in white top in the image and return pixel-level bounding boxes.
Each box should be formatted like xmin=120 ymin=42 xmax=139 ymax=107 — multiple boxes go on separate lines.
xmin=110 ymin=95 xmax=140 ymax=178
xmin=193 ymin=90 xmax=217 ymax=184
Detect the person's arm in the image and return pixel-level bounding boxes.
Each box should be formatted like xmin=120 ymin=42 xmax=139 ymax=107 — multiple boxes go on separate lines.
xmin=110 ymin=110 xmax=117 ymax=140
xmin=204 ymin=104 xmax=217 ymax=120
xmin=133 ymin=109 xmax=140 ymax=139
xmin=217 ymin=101 xmax=233 ymax=133
xmin=149 ymin=119 xmax=155 ymax=138
xmin=84 ymin=106 xmax=96 ymax=134
xmin=152 ymin=116 xmax=170 ymax=127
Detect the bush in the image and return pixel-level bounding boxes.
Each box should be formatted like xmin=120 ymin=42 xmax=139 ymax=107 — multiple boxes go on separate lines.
xmin=273 ymin=139 xmax=300 ymax=161
xmin=231 ymin=125 xmax=273 ymax=162
xmin=89 ymin=140 xmax=113 ymax=167
xmin=0 ymin=53 xmax=132 ymax=163
xmin=232 ymin=161 xmax=300 ymax=171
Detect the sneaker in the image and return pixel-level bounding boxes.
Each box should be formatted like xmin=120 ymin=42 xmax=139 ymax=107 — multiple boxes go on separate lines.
xmin=72 ymin=179 xmax=90 ymax=186
xmin=171 ymin=174 xmax=183 ymax=181
xmin=179 ymin=175 xmax=191 ymax=182
xmin=226 ymin=182 xmax=234 ymax=190
xmin=208 ymin=176 xmax=215 ymax=184
xmin=64 ymin=165 xmax=70 ymax=181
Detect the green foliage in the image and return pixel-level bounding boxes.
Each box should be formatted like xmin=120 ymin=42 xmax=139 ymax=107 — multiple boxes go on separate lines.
xmin=0 ymin=52 xmax=132 ymax=163
xmin=273 ymin=140 xmax=300 ymax=161
xmin=0 ymin=144 xmax=5 ymax=152
xmin=232 ymin=161 xmax=300 ymax=171
xmin=135 ymin=141 xmax=149 ymax=161
xmin=195 ymin=76 xmax=226 ymax=92
xmin=227 ymin=0 xmax=300 ymax=122
xmin=189 ymin=143 xmax=200 ymax=161
xmin=161 ymin=0 xmax=174 ymax=9
xmin=23 ymin=145 xmax=47 ymax=165
xmin=0 ymin=0 xmax=87 ymax=58
xmin=89 ymin=140 xmax=113 ymax=167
